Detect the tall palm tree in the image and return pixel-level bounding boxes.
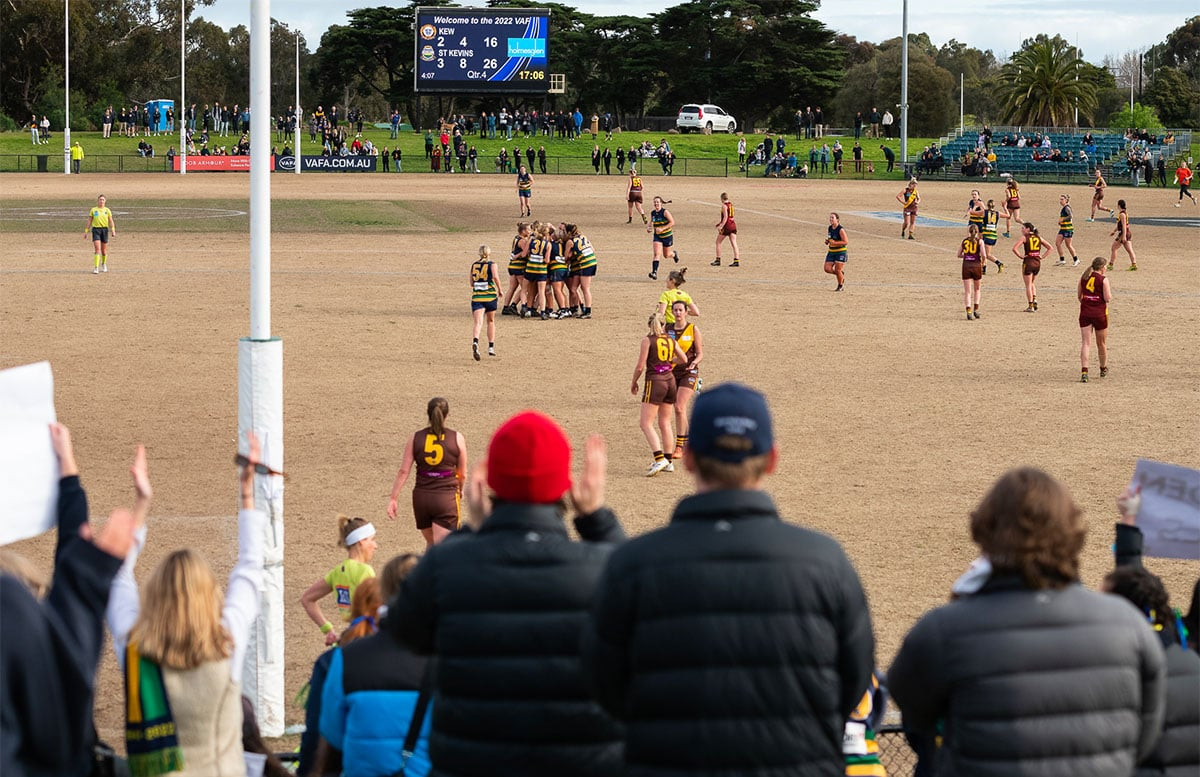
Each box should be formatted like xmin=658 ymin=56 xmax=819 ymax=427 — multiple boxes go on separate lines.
xmin=999 ymin=40 xmax=1097 ymax=126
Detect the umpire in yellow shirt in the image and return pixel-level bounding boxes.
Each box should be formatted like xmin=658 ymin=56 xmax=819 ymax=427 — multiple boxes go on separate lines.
xmin=70 ymin=141 xmax=84 ymax=174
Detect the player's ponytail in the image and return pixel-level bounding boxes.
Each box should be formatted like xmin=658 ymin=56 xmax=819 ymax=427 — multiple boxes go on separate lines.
xmin=427 ymin=396 xmax=449 ymax=437
xmin=647 ymin=311 xmax=666 ymax=336
xmin=1082 ymin=256 xmax=1105 ymax=282
xmin=668 ymin=268 xmax=687 ymax=287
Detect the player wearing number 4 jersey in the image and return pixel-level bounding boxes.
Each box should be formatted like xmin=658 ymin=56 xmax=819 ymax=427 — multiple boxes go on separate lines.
xmin=387 ymin=397 xmax=468 ymax=547
xmin=1078 ymin=257 xmax=1112 ymax=383
xmin=631 ymin=312 xmax=687 ymax=477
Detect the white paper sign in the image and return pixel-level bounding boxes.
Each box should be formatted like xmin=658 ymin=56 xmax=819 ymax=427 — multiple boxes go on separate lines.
xmin=1132 ymin=459 xmax=1200 ymax=560
xmin=0 ymin=362 xmax=59 ymax=545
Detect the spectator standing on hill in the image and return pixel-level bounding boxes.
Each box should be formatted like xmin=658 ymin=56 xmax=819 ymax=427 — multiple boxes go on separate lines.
xmin=881 ymin=144 xmax=895 ymax=172
xmin=853 ymin=141 xmax=863 ymax=173
xmin=40 ymin=115 xmax=51 ymax=143
xmin=814 ymin=106 xmax=824 ymax=138
xmin=888 ymin=467 xmax=1167 ymax=777
xmin=869 ymin=106 xmax=881 ymax=138
xmin=882 ymin=109 xmax=893 ymax=139
xmin=737 ymin=136 xmax=747 ymax=170
xmin=387 ymin=414 xmax=625 ymax=777
xmin=584 ymin=382 xmax=874 ymax=777
xmin=29 ymin=114 xmax=39 ymax=145
xmin=854 ymin=111 xmax=864 ymax=139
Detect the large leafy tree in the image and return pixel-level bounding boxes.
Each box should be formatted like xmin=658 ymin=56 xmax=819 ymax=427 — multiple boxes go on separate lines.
xmin=654 ymin=0 xmax=843 ymax=132
xmin=1145 ymin=67 xmax=1199 ymax=127
xmin=936 ymin=39 xmax=1000 ymax=123
xmin=999 ymin=37 xmax=1096 ymax=127
xmin=830 ymin=42 xmax=954 ymax=136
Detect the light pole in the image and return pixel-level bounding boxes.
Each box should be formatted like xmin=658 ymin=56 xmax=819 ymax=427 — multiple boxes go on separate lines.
xmin=295 ymin=31 xmax=301 ymax=175
xmin=900 ymin=0 xmax=909 ymax=168
xmin=180 ymin=0 xmax=187 ymax=174
xmin=63 ymin=0 xmax=71 ymax=175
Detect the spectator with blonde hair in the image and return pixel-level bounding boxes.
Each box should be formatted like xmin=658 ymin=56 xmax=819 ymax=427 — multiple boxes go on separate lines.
xmin=108 ymin=434 xmax=268 ymax=777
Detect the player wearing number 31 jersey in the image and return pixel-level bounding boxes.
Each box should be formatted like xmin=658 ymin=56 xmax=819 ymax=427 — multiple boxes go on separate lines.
xmin=387 ymin=397 xmax=468 ymax=547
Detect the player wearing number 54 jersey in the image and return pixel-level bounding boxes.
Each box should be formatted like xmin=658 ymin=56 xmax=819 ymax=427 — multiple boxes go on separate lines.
xmin=387 ymin=397 xmax=468 ymax=547
xmin=1078 ymin=257 xmax=1112 ymax=383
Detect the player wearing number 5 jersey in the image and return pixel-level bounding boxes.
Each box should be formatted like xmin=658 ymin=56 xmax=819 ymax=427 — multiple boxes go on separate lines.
xmin=387 ymin=397 xmax=468 ymax=547
xmin=1078 ymin=257 xmax=1112 ymax=383
xmin=632 ymin=312 xmax=687 ymax=477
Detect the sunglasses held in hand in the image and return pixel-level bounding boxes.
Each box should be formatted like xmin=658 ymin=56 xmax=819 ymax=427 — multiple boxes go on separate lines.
xmin=234 ymin=454 xmax=287 ymax=479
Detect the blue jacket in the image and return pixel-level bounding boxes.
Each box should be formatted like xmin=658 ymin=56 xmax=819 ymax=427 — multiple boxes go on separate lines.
xmin=320 ymin=633 xmax=431 ymax=777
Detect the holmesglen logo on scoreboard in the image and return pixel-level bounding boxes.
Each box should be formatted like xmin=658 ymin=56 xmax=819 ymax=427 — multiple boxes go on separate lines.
xmin=507 ymin=38 xmax=546 ymax=59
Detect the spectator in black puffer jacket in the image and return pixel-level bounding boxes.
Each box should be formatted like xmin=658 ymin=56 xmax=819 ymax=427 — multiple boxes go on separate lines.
xmin=1107 ymin=486 xmax=1200 ymax=777
xmin=386 ymin=412 xmax=624 ymax=777
xmin=583 ymin=382 xmax=875 ymax=777
xmin=889 ymin=467 xmax=1167 ymax=777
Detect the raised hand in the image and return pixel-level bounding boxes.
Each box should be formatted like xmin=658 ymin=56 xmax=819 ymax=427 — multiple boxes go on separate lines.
xmin=465 ymin=459 xmax=491 ymax=529
xmin=570 ymin=434 xmax=607 ymax=516
xmin=49 ymin=422 xmax=79 ymax=477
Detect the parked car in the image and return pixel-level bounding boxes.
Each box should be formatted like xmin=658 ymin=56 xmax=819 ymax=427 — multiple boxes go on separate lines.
xmin=676 ymin=104 xmax=736 ymax=133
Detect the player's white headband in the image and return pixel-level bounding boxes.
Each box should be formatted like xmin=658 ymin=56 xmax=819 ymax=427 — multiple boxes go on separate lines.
xmin=345 ymin=523 xmax=376 ymax=547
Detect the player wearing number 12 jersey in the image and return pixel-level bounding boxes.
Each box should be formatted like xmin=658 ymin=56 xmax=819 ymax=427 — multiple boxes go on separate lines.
xmin=387 ymin=397 xmax=468 ymax=547
xmin=1077 ymin=257 xmax=1112 ymax=382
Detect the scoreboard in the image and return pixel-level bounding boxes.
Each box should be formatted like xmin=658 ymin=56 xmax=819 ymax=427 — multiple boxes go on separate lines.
xmin=414 ymin=7 xmax=550 ymax=93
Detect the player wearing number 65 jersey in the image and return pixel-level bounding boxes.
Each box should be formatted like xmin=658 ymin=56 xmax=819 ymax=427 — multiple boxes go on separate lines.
xmin=387 ymin=397 xmax=468 ymax=547
xmin=631 ymin=312 xmax=687 ymax=477
xmin=1077 ymin=257 xmax=1112 ymax=383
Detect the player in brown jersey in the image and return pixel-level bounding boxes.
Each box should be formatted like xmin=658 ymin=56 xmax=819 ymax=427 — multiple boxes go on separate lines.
xmin=631 ymin=312 xmax=687 ymax=477
xmin=711 ymin=192 xmax=740 ymax=267
xmin=1011 ymin=222 xmax=1043 ymax=312
xmin=1108 ymin=200 xmax=1136 ymax=271
xmin=1077 ymin=257 xmax=1112 ymax=382
xmin=957 ymin=224 xmax=984 ymax=320
xmin=897 ymin=179 xmax=919 ymax=239
xmin=387 ymin=397 xmax=468 ymax=547
xmin=1089 ymin=170 xmax=1114 ymax=221
xmin=667 ymin=299 xmax=704 ymax=461
xmin=1001 ymin=175 xmax=1021 ymax=236
xmin=626 ymin=166 xmax=648 ymax=224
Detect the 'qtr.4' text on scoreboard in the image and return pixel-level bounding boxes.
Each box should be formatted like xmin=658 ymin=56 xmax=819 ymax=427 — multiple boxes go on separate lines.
xmin=414 ymin=7 xmax=550 ymax=94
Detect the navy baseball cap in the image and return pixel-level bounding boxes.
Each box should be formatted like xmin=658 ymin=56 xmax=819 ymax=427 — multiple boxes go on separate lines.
xmin=687 ymin=383 xmax=774 ymax=462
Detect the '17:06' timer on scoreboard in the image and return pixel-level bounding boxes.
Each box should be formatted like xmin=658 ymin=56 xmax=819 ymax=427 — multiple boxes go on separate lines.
xmin=414 ymin=7 xmax=550 ymax=93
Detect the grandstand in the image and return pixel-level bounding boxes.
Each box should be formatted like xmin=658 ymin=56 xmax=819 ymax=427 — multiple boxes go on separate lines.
xmin=928 ymin=128 xmax=1193 ymax=183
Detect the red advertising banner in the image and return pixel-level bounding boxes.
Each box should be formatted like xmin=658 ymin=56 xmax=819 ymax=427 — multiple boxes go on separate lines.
xmin=171 ymin=155 xmax=275 ymax=172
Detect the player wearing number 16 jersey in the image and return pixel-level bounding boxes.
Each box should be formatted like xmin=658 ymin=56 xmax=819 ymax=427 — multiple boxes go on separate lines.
xmin=387 ymin=397 xmax=468 ymax=547
xmin=1077 ymin=257 xmax=1112 ymax=383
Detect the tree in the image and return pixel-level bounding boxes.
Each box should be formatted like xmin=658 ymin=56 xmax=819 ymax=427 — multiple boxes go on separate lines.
xmin=312 ymin=6 xmax=419 ymax=123
xmin=653 ymin=0 xmax=843 ymax=132
xmin=831 ymin=43 xmax=954 ymax=135
xmin=936 ymin=39 xmax=1000 ymax=123
xmin=999 ymin=38 xmax=1096 ymax=126
xmin=1144 ymin=67 xmax=1199 ymax=127
xmin=1162 ymin=15 xmax=1200 ymax=82
xmin=1108 ymin=102 xmax=1163 ymax=131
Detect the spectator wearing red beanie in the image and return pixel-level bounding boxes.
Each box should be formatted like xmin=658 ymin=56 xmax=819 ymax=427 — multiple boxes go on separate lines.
xmin=385 ymin=412 xmax=626 ymax=777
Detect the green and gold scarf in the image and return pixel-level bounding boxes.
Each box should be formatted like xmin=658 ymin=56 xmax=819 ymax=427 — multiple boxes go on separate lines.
xmin=124 ymin=642 xmax=184 ymax=777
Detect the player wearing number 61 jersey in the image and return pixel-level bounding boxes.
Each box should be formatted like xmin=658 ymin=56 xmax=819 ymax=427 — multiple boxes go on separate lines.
xmin=387 ymin=397 xmax=468 ymax=547
xmin=631 ymin=312 xmax=687 ymax=477
xmin=1077 ymin=257 xmax=1112 ymax=383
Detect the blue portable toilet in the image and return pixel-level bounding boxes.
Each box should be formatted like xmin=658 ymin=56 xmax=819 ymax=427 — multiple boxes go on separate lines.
xmin=145 ymin=99 xmax=175 ymax=132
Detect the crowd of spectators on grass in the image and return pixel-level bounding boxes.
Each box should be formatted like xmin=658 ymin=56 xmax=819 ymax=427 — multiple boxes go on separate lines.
xmin=3 ymin=381 xmax=1197 ymax=777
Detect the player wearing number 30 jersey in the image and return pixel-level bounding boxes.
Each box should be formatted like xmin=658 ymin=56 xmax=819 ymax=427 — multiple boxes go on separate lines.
xmin=387 ymin=397 xmax=468 ymax=547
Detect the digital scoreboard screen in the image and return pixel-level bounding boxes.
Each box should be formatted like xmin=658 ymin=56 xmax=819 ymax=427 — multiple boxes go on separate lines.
xmin=414 ymin=7 xmax=550 ymax=93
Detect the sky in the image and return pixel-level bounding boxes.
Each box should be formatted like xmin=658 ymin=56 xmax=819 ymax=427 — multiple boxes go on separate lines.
xmin=198 ymin=0 xmax=1190 ymax=66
